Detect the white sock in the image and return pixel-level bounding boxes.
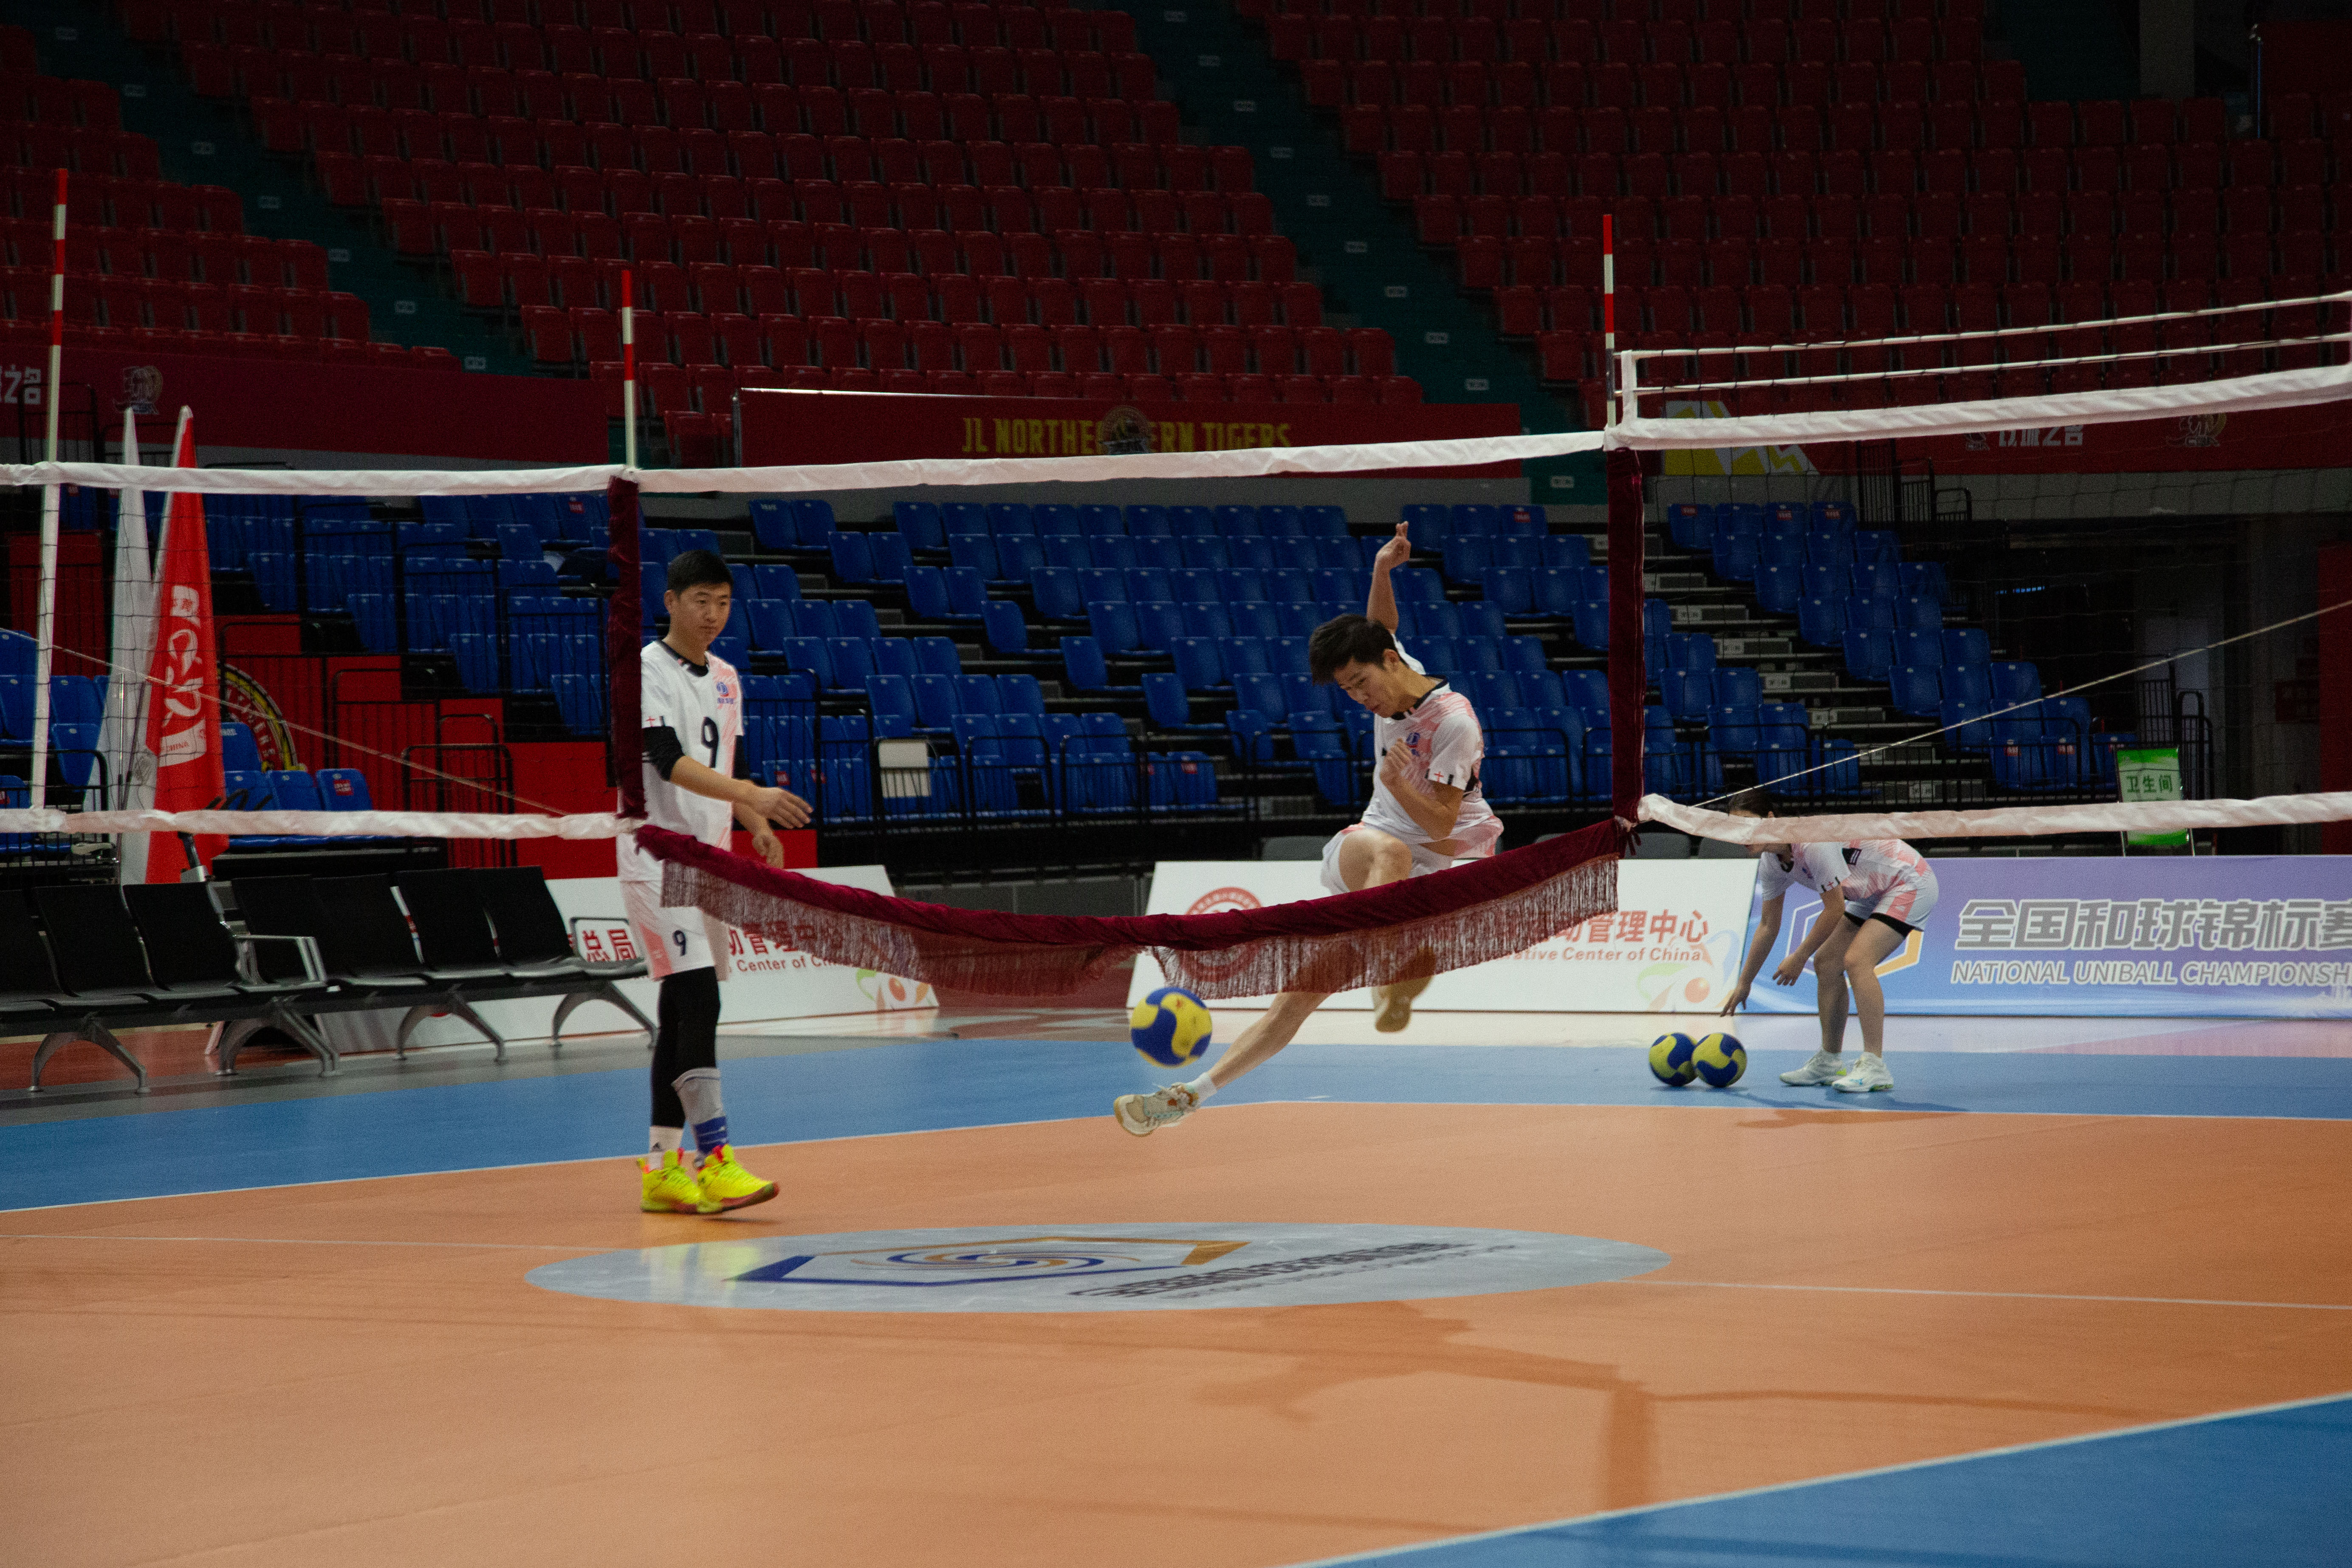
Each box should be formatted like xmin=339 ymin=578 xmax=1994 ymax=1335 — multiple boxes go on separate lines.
xmin=648 ymin=1127 xmax=683 ymax=1167
xmin=1186 ymin=1074 xmax=1218 ymax=1103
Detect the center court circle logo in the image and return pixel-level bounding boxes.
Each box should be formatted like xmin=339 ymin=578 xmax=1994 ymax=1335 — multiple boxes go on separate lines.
xmin=526 ymin=1222 xmax=1668 ymax=1314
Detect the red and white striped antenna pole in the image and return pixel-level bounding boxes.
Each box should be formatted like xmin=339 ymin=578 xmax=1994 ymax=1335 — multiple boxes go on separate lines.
xmin=1600 ymin=212 xmax=1617 ymax=429
xmin=620 ymin=267 xmax=638 ymax=469
xmin=29 ymin=168 xmax=66 ymax=809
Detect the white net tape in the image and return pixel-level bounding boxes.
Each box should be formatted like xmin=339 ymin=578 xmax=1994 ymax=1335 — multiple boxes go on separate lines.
xmin=0 ymin=362 xmax=2343 ymax=497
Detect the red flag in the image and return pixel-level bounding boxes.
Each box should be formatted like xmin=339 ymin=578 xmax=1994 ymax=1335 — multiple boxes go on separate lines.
xmin=142 ymin=410 xmax=223 ymax=882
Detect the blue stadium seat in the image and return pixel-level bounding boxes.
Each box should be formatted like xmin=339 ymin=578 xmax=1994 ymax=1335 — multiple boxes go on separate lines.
xmin=1534 ymin=567 xmax=1583 ymax=616
xmin=1991 ymin=661 xmax=2042 ymax=706
xmin=1560 ymin=670 xmax=1609 ymax=714
xmin=1943 ymin=661 xmax=1992 ymax=709
xmin=1302 ymin=505 xmax=1350 ymax=536
xmin=1228 ymin=602 xmax=1280 ymax=643
xmin=1539 ymin=536 xmax=1587 ymax=571
xmin=1177 ymin=539 xmax=1229 ymax=573
xmin=1213 ymin=505 xmax=1259 ymax=537
xmin=1889 ymin=663 xmax=1943 ymax=716
xmin=551 ymin=672 xmax=605 ymax=735
xmin=1127 ymin=568 xmax=1173 ymax=604
xmin=217 ymin=720 xmax=264 ymax=775
xmin=1077 ymin=566 xmax=1127 ymax=604
xmin=743 ymin=599 xmax=791 ymax=651
xmin=915 ymin=637 xmax=960 ymax=678
xmin=1171 ymin=637 xmax=1223 ymax=692
xmin=946 ymin=535 xmax=998 ymax=579
xmin=942 ymin=502 xmax=988 ymax=537
xmin=823 ymin=540 xmax=870 ymax=588
xmin=1762 ymin=507 xmax=1804 ymax=541
xmin=1028 ymin=567 xmax=1083 ymax=622
xmin=1709 ymin=703 xmax=1761 ymax=758
xmin=1943 ymin=627 xmax=1991 ymax=666
xmin=1762 ymin=536 xmax=1807 ymax=571
xmin=1844 ymin=594 xmax=1895 ymax=632
xmin=1086 ymin=600 xmax=1142 ymax=653
xmin=1843 ymin=627 xmax=1893 ymax=681
xmin=955 ymin=674 xmax=1002 ymax=716
xmin=1800 ymin=563 xmax=1848 ymax=601
xmin=911 ymin=673 xmax=959 ymax=731
xmin=1257 ymin=505 xmax=1301 ymax=536
xmin=1892 ymin=628 xmax=1943 ymax=670
xmin=748 ymin=498 xmax=795 ymax=551
xmin=1479 ymin=568 xmax=1532 ymax=615
xmin=1661 ymin=668 xmax=1714 ymax=720
xmin=867 ymin=534 xmax=910 ymax=583
xmin=1169 ymin=567 xmax=1220 ymax=603
xmin=997 ymin=673 xmax=1045 ymax=718
xmin=779 ymin=636 xmax=833 ymax=687
xmin=790 ymin=600 xmax=837 ymax=639
xmin=1938 ymin=698 xmax=1993 ymax=753
xmin=1060 ymin=636 xmax=1112 ymax=692
xmin=1141 ymin=671 xmax=1194 ymax=730
xmin=1900 ymin=561 xmax=1949 ymax=604
xmin=1664 ymin=632 xmax=1716 ymax=670
xmin=1667 ymin=502 xmax=1714 ymax=550
xmin=1452 ymin=504 xmax=1502 ymax=535
xmin=1124 ymin=504 xmax=1170 ymax=536
xmin=1232 ymin=672 xmax=1288 ymax=722
xmin=1753 ymin=562 xmax=1801 ymax=614
xmin=1805 ymin=530 xmax=1852 ymax=566
xmin=1079 ymin=504 xmax=1124 ymax=534
xmin=893 ymin=500 xmax=944 ymax=550
xmin=944 ymin=568 xmax=990 ymax=620
xmin=871 ymin=638 xmax=919 ymax=680
xmin=996 ymin=536 xmax=1047 ymax=583
xmin=866 ymin=673 xmax=917 ymax=731
xmin=1169 ymin=505 xmax=1216 ymax=537
xmin=988 ymin=503 xmax=1035 ymax=536
xmin=1796 ymin=595 xmax=1847 ymax=648
xmin=1516 ymin=668 xmax=1564 ymax=709
xmin=1571 ymin=599 xmax=1609 ymax=650
xmin=1458 ymin=603 xmax=1507 ymax=641
xmin=981 ymin=601 xmax=1028 ymax=654
xmin=1895 ymin=594 xmax=1943 ymax=630
xmin=788 ymin=501 xmax=833 ymax=546
xmin=1851 ymin=561 xmax=1900 ymax=601
xmin=1222 ymin=638 xmax=1272 ymax=680
xmin=1502 ymin=636 xmax=1548 ymax=676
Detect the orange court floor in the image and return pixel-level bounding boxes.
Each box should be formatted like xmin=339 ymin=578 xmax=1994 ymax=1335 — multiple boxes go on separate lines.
xmin=4 ymin=1010 xmax=2350 ymax=1567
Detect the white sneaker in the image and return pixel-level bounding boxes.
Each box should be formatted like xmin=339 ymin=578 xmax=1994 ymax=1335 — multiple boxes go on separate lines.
xmin=1832 ymin=1054 xmax=1895 ymax=1093
xmin=1779 ymin=1050 xmax=1849 ymax=1085
xmin=1114 ymin=1083 xmax=1200 ymax=1136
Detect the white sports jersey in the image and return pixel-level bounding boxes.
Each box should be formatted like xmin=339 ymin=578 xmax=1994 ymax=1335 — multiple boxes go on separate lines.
xmin=616 ymin=638 xmax=742 ymax=886
xmin=1839 ymin=838 xmax=1938 ymax=926
xmin=1756 ymin=842 xmax=1851 ymax=903
xmin=1358 ymin=640 xmax=1503 ymax=857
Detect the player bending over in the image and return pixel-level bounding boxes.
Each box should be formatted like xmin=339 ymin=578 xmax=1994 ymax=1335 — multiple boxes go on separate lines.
xmin=1716 ymin=789 xmax=1937 ymax=1093
xmin=621 ymin=548 xmax=813 ymax=1213
xmin=1114 ymin=520 xmax=1502 ymax=1136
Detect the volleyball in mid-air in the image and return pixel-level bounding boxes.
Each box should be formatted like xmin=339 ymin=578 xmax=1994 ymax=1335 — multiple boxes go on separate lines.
xmin=1130 ymin=986 xmax=1214 ymax=1068
xmin=1647 ymin=1032 xmax=1699 ymax=1086
xmin=1692 ymin=1032 xmax=1747 ymax=1088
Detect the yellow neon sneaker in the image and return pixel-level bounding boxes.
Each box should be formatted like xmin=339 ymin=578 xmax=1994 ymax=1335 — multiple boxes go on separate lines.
xmin=694 ymin=1144 xmax=779 ymax=1215
xmin=640 ymin=1148 xmax=703 ymax=1214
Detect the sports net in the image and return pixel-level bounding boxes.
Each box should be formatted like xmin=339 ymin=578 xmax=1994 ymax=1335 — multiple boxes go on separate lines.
xmin=2 ymin=299 xmax=2347 ymax=995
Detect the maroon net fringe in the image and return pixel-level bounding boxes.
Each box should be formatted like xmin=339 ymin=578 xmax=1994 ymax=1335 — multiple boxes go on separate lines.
xmin=641 ymin=819 xmax=1621 ymax=1000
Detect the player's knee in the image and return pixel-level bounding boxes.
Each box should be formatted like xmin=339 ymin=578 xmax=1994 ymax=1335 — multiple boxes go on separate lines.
xmin=1364 ymin=832 xmax=1413 ymax=879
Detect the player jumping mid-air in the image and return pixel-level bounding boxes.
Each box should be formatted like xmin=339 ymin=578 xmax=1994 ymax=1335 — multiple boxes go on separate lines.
xmin=619 ymin=548 xmax=813 ymax=1212
xmin=1717 ymin=790 xmax=1937 ymax=1092
xmin=1114 ymin=520 xmax=1502 ymax=1135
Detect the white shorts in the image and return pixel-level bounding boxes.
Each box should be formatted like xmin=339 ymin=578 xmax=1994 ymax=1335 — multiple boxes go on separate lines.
xmin=624 ymin=878 xmax=731 ymax=981
xmin=1319 ymin=823 xmax=1476 ymax=897
xmin=1843 ymin=866 xmax=1939 ymax=931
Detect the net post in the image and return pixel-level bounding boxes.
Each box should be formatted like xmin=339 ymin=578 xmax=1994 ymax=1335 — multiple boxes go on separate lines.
xmin=1600 ymin=212 xmax=1615 ymax=427
xmin=620 ymin=268 xmax=638 ymax=470
xmin=606 ymin=475 xmax=644 ymax=818
xmin=30 ymin=168 xmax=67 ymax=809
xmin=1605 ymin=446 xmax=1646 ymax=829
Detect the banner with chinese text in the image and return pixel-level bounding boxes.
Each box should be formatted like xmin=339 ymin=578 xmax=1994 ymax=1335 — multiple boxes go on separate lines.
xmin=1129 ymin=859 xmax=1759 ymax=1012
xmin=1741 ymin=856 xmax=2352 ymax=1018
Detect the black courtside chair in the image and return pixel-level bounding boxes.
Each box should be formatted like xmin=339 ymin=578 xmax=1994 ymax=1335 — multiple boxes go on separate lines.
xmin=123 ymin=882 xmax=337 ymax=1077
xmin=410 ymin=867 xmax=656 ymax=1049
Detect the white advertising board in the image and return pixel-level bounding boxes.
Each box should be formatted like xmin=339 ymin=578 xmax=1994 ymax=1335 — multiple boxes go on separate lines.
xmin=1127 ymin=859 xmax=1761 ymax=1013
xmin=320 ymin=866 xmax=934 ymax=1055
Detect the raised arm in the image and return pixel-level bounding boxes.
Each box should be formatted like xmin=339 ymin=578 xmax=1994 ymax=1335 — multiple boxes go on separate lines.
xmin=1366 ymin=521 xmax=1409 ymax=632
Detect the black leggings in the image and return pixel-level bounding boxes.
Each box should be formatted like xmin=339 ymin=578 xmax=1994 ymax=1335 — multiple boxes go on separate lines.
xmin=649 ymin=966 xmax=720 ymax=1128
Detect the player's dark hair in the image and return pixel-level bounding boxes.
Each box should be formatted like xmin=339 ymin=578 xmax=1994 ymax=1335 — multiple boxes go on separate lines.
xmin=666 ymin=548 xmax=732 ymax=594
xmin=1723 ymin=787 xmax=1774 ymax=816
xmin=1307 ymin=613 xmax=1398 ymax=684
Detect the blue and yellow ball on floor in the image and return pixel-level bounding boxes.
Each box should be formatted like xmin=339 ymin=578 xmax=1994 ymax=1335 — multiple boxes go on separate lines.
xmin=1650 ymin=1031 xmax=1746 ymax=1088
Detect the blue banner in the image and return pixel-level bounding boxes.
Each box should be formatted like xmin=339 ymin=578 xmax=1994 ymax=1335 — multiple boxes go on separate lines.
xmin=1744 ymin=856 xmax=2352 ymax=1018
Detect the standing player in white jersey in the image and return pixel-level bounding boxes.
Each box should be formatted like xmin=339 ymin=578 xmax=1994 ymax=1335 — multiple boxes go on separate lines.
xmin=620 ymin=549 xmax=812 ymax=1214
xmin=1716 ymin=791 xmax=1938 ymax=1093
xmin=1114 ymin=519 xmax=1502 ymax=1135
